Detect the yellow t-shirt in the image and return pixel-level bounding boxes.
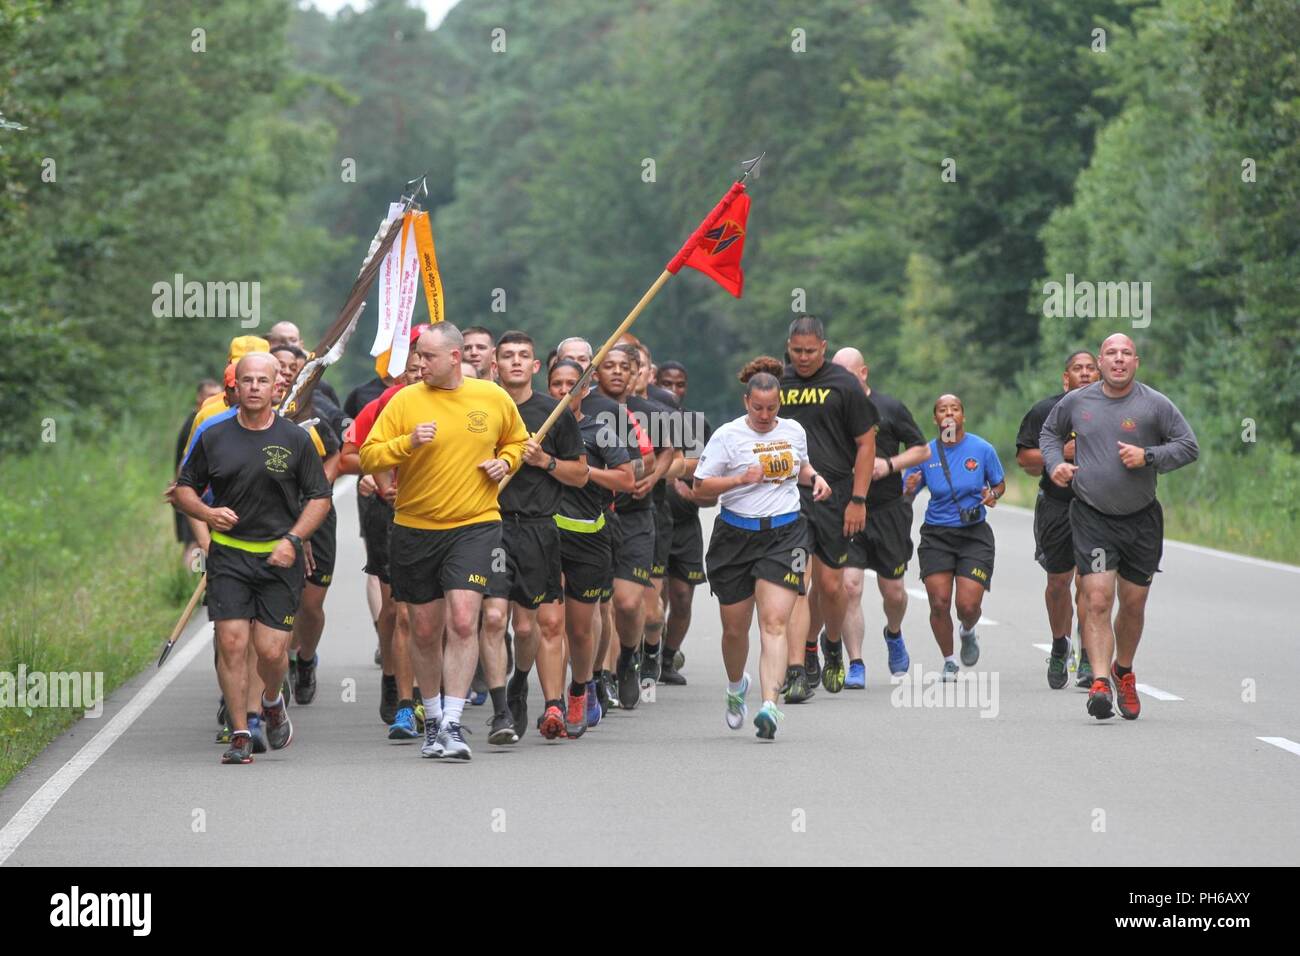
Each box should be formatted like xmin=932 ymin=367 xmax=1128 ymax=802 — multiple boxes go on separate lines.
xmin=359 ymin=378 xmax=529 ymax=530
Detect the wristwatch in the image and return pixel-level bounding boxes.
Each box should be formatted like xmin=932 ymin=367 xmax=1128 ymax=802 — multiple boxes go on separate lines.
xmin=850 ymin=494 xmax=867 ymax=505
xmin=546 ymin=456 xmax=558 ymax=473
xmin=282 ymin=532 xmax=304 ymax=552
xmin=1144 ymin=448 xmax=1155 ymax=467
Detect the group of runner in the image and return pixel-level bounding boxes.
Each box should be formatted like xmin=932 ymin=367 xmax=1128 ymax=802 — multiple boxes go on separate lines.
xmin=169 ymin=316 xmax=1198 ymax=763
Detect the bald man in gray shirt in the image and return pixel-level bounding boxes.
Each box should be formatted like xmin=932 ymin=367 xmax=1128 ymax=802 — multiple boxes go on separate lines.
xmin=1040 ymin=333 xmax=1198 ymax=722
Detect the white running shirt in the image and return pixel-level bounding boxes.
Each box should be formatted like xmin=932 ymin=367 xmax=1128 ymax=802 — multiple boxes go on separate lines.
xmin=694 ymin=415 xmax=808 ymax=518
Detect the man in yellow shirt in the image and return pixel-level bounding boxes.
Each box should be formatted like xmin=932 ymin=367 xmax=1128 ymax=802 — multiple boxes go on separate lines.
xmin=360 ymin=323 xmax=529 ymax=761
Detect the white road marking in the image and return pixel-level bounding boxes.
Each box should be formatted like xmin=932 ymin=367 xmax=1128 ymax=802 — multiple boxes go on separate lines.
xmin=1257 ymin=737 xmax=1300 ymax=757
xmin=0 ymin=477 xmax=359 ymax=866
xmin=886 ymin=579 xmax=998 ymax=625
xmin=0 ymin=623 xmax=216 ymax=866
xmin=1135 ymin=683 xmax=1182 ymax=701
xmin=999 ymin=503 xmax=1300 ymax=574
xmin=1032 ymin=643 xmax=1052 ymax=653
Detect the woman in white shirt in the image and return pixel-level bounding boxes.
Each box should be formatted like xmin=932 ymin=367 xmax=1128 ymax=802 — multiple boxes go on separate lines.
xmin=693 ymin=373 xmax=831 ymax=739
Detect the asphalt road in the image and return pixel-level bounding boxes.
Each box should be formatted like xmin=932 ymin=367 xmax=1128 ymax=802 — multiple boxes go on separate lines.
xmin=3 ymin=482 xmax=1298 ymax=866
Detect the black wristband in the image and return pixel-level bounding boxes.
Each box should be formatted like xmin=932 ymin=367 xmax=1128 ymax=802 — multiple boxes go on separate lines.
xmin=283 ymin=532 xmax=303 ymax=552
xmin=850 ymin=494 xmax=867 ymax=505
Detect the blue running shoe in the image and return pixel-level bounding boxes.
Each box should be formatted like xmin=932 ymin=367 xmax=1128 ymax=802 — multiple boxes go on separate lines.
xmin=388 ymin=705 xmax=419 ymax=740
xmin=845 ymin=660 xmax=866 ymax=689
xmin=248 ymin=714 xmax=268 ymax=754
xmin=470 ymin=689 xmax=488 ymax=706
xmin=885 ymin=627 xmax=910 ymax=677
xmin=753 ymin=701 xmax=784 ymax=740
xmin=586 ymin=680 xmax=602 ymax=727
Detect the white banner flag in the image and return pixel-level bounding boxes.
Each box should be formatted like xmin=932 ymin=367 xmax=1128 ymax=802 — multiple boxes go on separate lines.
xmin=388 ymin=217 xmax=420 ymax=377
xmin=369 ymin=202 xmax=406 ymax=357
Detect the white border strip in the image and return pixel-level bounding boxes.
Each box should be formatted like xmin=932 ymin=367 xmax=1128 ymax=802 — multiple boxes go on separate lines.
xmin=1257 ymin=737 xmax=1300 ymax=757
xmin=0 ymin=624 xmax=216 ymax=866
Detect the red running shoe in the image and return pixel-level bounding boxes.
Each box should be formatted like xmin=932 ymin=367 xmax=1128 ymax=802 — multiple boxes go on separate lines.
xmin=538 ymin=704 xmax=565 ymax=740
xmin=564 ymin=693 xmax=588 ymax=739
xmin=1087 ymin=678 xmax=1115 ymax=720
xmin=1115 ymin=670 xmax=1141 ymax=720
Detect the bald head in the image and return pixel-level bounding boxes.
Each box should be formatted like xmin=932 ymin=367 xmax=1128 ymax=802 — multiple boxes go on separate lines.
xmin=832 ymin=347 xmax=868 ymax=391
xmin=236 ymin=351 xmax=280 ymax=379
xmin=415 ymin=322 xmax=465 ymax=388
xmin=267 ymin=321 xmax=302 ymax=350
xmin=1097 ymin=332 xmax=1140 ymax=393
xmin=234 ymin=352 xmax=281 ymax=413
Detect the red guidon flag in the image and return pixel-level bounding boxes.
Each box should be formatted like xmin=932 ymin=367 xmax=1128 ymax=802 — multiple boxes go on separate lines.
xmin=666 ymin=182 xmax=750 ymax=297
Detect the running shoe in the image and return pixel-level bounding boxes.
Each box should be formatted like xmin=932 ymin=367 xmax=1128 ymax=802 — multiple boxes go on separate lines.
xmin=1075 ymin=649 xmax=1094 ymax=688
xmin=941 ymin=660 xmax=959 ymax=682
xmin=216 ymin=697 xmax=229 ymax=727
xmin=586 ymin=680 xmax=602 ymax=727
xmin=263 ymin=695 xmax=293 ymax=750
xmin=564 ymin=693 xmax=588 ymax=739
xmin=845 ymin=660 xmax=866 ymax=689
xmin=1087 ymin=678 xmax=1115 ymax=720
xmin=725 ymin=673 xmax=751 ymax=730
xmin=488 ymin=710 xmax=520 ymax=745
xmin=470 ymin=666 xmax=488 ymax=705
xmin=1047 ymin=646 xmax=1070 ymax=690
xmin=421 ymin=716 xmax=443 ymax=758
xmin=600 ymin=671 xmax=621 ymax=711
xmin=820 ymin=632 xmax=845 ymax=693
xmin=436 ymin=722 xmax=472 ymax=760
xmin=616 ymin=651 xmax=642 ymax=710
xmin=380 ymin=674 xmax=399 ymax=724
xmin=248 ymin=714 xmax=269 ymax=754
xmin=658 ymin=654 xmax=687 ymax=685
xmin=783 ymin=667 xmax=815 ymax=704
xmin=958 ymin=623 xmax=980 ymax=667
xmin=641 ymin=644 xmax=662 ymax=684
xmin=538 ymin=704 xmax=565 ymax=740
xmin=885 ymin=627 xmax=910 ymax=676
xmin=293 ymin=654 xmax=318 ymax=706
xmin=287 ymin=657 xmax=298 ymax=697
xmin=215 ymin=724 xmax=232 ymax=745
xmin=672 ymin=648 xmax=685 ymax=671
xmin=470 ymin=689 xmax=488 ymax=707
xmin=804 ymin=639 xmax=822 ymax=686
xmin=374 ymin=645 xmax=383 ymax=666
xmin=1115 ymin=670 xmax=1141 ymax=720
xmin=221 ymin=732 xmax=254 ymax=764
xmin=388 ymin=705 xmax=419 ymax=740
xmin=414 ymin=701 xmax=426 ymax=733
xmin=507 ymin=682 xmax=529 ymax=740
xmin=753 ymin=701 xmax=783 ymax=740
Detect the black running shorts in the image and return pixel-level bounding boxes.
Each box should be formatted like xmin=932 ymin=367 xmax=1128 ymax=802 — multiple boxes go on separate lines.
xmin=651 ymin=496 xmax=674 ymax=578
xmin=1033 ymin=491 xmax=1075 ymax=575
xmin=667 ymin=512 xmax=706 ymax=586
xmin=359 ymin=492 xmax=394 ymax=584
xmin=306 ymin=503 xmax=337 ymax=587
xmin=1070 ymin=497 xmax=1163 ymax=586
xmin=559 ymin=519 xmax=614 ymax=604
xmin=705 ymin=516 xmax=811 ymax=606
xmin=206 ymin=540 xmax=305 ymax=632
xmin=847 ymin=495 xmax=914 ymax=579
xmin=488 ymin=515 xmax=563 ymax=608
xmin=613 ymin=508 xmax=655 ymax=587
xmin=798 ymin=479 xmax=854 ymax=569
xmin=389 ymin=521 xmax=501 ymax=604
xmin=917 ymin=521 xmax=995 ymax=589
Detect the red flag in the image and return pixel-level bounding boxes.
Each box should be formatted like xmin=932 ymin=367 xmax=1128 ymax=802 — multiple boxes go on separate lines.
xmin=666 ymin=183 xmax=750 ymax=297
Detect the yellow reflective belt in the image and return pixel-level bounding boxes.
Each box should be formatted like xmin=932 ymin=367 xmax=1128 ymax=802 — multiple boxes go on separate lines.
xmin=211 ymin=530 xmax=280 ymax=553
xmin=554 ymin=513 xmax=605 ymax=534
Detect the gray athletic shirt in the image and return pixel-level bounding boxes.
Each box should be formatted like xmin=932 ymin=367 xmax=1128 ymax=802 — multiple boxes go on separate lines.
xmin=1039 ymin=380 xmax=1198 ymax=516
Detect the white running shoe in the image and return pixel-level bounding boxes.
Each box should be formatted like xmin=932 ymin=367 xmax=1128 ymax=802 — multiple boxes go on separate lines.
xmin=436 ymin=721 xmax=472 ymax=760
xmin=421 ymin=719 xmax=442 ymax=759
xmin=725 ymin=673 xmax=751 ymax=730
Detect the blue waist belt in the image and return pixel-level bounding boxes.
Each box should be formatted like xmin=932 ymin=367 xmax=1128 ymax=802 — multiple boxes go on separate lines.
xmin=719 ymin=508 xmax=799 ymax=532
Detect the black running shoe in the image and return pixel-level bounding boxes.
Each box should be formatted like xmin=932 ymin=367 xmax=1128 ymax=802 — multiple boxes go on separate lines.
xmin=294 ymin=655 xmax=318 ymax=706
xmin=820 ymin=631 xmax=845 ymax=693
xmin=487 ymin=710 xmax=519 ymax=745
xmin=783 ymin=667 xmax=815 ymax=704
xmin=658 ymin=655 xmax=687 ymax=686
xmin=616 ymin=651 xmax=642 ymax=710
xmin=804 ymin=639 xmax=822 ymax=687
xmin=217 ymin=697 xmax=229 ymax=727
xmin=599 ymin=671 xmax=621 ymax=711
xmin=263 ymin=695 xmax=293 ymax=750
xmin=1047 ymin=646 xmax=1070 ymax=690
xmin=380 ymin=674 xmax=399 ymax=724
xmin=641 ymin=644 xmax=662 ymax=684
xmin=1075 ymin=649 xmax=1094 ymax=688
xmin=221 ymin=732 xmax=254 ymax=764
xmin=507 ymin=681 xmax=529 ymax=740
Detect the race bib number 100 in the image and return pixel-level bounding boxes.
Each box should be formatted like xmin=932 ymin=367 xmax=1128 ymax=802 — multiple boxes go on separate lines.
xmin=758 ymin=451 xmax=795 ymax=481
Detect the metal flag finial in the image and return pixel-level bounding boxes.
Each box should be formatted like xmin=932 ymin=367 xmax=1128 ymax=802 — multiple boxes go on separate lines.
xmin=739 ymin=152 xmax=765 ymax=182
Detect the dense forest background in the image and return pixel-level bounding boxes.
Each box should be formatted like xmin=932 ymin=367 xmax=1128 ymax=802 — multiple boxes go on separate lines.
xmin=2 ymin=0 xmax=1298 ymax=551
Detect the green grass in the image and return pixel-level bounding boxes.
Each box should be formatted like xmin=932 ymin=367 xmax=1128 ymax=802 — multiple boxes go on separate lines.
xmin=0 ymin=405 xmax=197 ymax=790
